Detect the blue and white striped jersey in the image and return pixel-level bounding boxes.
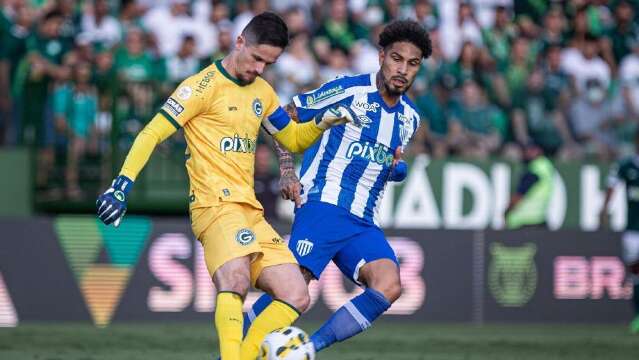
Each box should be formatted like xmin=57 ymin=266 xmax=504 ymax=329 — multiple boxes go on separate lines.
xmin=292 ymin=72 xmax=420 ymax=226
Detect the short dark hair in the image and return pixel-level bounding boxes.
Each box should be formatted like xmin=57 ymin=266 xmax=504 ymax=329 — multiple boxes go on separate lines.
xmin=242 ymin=11 xmax=289 ymax=48
xmin=378 ymin=20 xmax=432 ymax=59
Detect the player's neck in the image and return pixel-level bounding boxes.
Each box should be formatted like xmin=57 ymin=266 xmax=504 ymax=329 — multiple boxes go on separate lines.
xmin=376 ymin=72 xmax=400 ymax=108
xmin=220 ymin=54 xmax=240 ymax=79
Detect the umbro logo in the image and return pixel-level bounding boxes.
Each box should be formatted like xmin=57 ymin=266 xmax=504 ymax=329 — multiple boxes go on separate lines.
xmin=228 ymin=106 xmax=238 ymax=111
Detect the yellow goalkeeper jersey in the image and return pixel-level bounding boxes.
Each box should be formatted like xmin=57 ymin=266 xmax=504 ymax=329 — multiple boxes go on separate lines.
xmin=157 ymin=60 xmax=317 ymax=210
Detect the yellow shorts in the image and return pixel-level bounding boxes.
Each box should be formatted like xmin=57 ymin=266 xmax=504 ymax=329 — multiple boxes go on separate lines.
xmin=190 ymin=202 xmax=296 ymax=286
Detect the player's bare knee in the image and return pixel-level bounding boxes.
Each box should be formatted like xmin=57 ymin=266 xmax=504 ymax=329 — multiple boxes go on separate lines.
xmin=279 ymin=284 xmax=310 ymax=312
xmin=213 ymin=263 xmax=251 ymax=297
xmin=371 ymin=279 xmax=401 ymax=303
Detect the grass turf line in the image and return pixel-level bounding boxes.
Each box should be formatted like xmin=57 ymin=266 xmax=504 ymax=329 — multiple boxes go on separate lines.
xmin=0 ymin=322 xmax=637 ymax=360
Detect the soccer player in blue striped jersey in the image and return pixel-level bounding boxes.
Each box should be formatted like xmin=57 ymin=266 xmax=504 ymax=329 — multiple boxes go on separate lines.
xmin=248 ymin=20 xmax=432 ymax=353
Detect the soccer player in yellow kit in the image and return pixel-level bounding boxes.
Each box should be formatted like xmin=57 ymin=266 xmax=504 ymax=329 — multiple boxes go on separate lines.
xmin=96 ymin=12 xmax=354 ymax=360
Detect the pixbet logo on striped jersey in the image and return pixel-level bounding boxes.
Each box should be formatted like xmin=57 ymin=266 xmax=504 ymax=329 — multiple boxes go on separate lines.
xmin=346 ymin=141 xmax=394 ymax=167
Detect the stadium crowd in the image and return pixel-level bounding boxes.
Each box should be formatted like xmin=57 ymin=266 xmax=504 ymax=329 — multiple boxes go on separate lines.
xmin=1 ymin=0 xmax=639 ymax=198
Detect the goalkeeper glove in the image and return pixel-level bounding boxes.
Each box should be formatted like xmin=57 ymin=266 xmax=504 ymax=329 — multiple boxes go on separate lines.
xmin=315 ymin=105 xmax=360 ymax=130
xmin=96 ymin=175 xmax=133 ymax=226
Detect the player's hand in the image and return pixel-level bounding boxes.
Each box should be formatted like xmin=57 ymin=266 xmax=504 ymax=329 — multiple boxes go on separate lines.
xmin=96 ymin=175 xmax=134 ymax=227
xmin=389 ymin=147 xmax=408 ymax=182
xmin=315 ymin=105 xmax=360 ymax=130
xmin=279 ymin=170 xmax=302 ymax=208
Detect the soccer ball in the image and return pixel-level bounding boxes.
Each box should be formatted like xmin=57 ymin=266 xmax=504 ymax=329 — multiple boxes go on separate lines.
xmin=259 ymin=326 xmax=316 ymax=360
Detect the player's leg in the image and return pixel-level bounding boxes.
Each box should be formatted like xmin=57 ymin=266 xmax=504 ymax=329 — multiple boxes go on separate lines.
xmin=192 ymin=204 xmax=262 ymax=360
xmin=242 ymin=204 xmax=340 ymax=360
xmin=310 ymin=227 xmax=399 ymax=352
xmin=622 ymin=231 xmax=639 ymax=333
xmin=241 ymin=202 xmax=349 ymax=336
xmin=238 ymin=263 xmax=309 ymax=360
xmin=242 ymin=267 xmax=314 ymax=336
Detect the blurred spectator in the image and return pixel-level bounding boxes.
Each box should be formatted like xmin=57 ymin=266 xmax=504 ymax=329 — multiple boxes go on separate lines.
xmin=142 ymin=0 xmax=194 ymax=57
xmin=620 ymin=36 xmax=639 ymax=119
xmin=114 ymin=27 xmax=157 ymax=83
xmin=408 ymin=0 xmax=438 ymax=31
xmin=448 ymin=80 xmax=506 ymax=158
xmin=191 ymin=1 xmax=224 ymax=59
xmin=351 ymin=24 xmax=383 ymax=74
xmin=569 ymin=78 xmax=625 ymax=160
xmin=274 ymin=31 xmax=317 ymax=104
xmin=199 ymin=19 xmax=233 ymax=67
xmin=563 ymin=33 xmax=611 ymax=96
xmin=481 ymin=5 xmax=517 ymax=71
xmin=166 ymin=35 xmax=199 ymax=84
xmin=415 ymin=74 xmax=459 ymax=158
xmin=313 ymin=0 xmax=368 ymax=63
xmin=512 ymin=69 xmax=580 ymax=160
xmin=540 ymin=6 xmax=566 ymax=48
xmin=80 ymin=0 xmax=122 ymax=49
xmin=439 ymin=1 xmax=483 ymax=60
xmin=0 ymin=1 xmax=33 ymax=145
xmin=505 ymin=36 xmax=533 ymax=100
xmin=119 ymin=0 xmax=144 ymax=31
xmin=53 ymin=62 xmax=98 ymax=199
xmin=319 ymin=46 xmax=353 ymax=84
xmin=22 ymin=9 xmax=67 ymax=153
xmin=282 ymin=5 xmax=308 ymax=35
xmin=607 ymin=0 xmax=639 ymax=64
xmin=232 ymin=0 xmax=269 ymax=39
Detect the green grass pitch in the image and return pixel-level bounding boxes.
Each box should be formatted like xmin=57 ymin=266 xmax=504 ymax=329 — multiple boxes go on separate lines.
xmin=0 ymin=321 xmax=637 ymax=360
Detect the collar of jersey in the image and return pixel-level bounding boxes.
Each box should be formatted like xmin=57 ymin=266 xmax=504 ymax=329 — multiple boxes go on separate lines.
xmin=215 ymin=59 xmax=244 ymax=86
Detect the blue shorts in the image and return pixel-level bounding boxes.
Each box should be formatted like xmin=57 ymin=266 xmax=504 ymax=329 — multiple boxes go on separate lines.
xmin=288 ymin=201 xmax=398 ymax=284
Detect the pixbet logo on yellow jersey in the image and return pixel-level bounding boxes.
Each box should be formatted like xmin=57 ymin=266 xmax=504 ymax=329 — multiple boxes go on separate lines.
xmin=220 ymin=134 xmax=257 ymax=154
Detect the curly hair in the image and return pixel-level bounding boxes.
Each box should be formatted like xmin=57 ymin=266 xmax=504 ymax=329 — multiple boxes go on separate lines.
xmin=378 ymin=20 xmax=432 ymax=59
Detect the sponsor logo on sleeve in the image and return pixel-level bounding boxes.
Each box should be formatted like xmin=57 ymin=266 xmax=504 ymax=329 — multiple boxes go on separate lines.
xmin=163 ymin=97 xmax=184 ymax=117
xmin=305 ymin=85 xmax=344 ymax=106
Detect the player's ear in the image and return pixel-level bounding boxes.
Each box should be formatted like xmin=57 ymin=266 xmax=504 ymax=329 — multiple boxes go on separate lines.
xmin=378 ymin=48 xmax=385 ymax=66
xmin=236 ymin=34 xmax=245 ymax=50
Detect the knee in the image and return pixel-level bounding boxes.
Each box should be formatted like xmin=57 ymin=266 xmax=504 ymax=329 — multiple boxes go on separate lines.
xmin=369 ymin=278 xmax=402 ymax=303
xmin=215 ymin=270 xmax=251 ymax=298
xmin=280 ymin=285 xmax=310 ymax=313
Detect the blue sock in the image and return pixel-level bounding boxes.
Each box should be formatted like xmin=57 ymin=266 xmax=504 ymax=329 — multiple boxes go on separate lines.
xmin=310 ymin=288 xmax=391 ymax=352
xmin=242 ymin=293 xmax=273 ymax=337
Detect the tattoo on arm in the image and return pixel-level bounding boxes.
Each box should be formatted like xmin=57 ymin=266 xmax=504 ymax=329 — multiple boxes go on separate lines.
xmin=274 ymin=139 xmax=295 ymax=175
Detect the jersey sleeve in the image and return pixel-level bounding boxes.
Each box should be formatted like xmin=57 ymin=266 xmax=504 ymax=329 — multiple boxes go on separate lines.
xmin=158 ymin=72 xmax=213 ymax=129
xmin=261 ymin=84 xmax=292 ymax=135
xmin=292 ymin=77 xmax=355 ymax=122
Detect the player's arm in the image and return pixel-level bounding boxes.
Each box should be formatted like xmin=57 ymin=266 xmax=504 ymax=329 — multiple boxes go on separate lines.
xmin=600 ymin=162 xmax=621 ymax=228
xmin=262 ymin=90 xmax=356 ymax=153
xmin=97 ymin=76 xmax=205 ymax=226
xmin=273 ymin=103 xmax=302 ymax=207
xmin=505 ymin=171 xmax=539 ymax=217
